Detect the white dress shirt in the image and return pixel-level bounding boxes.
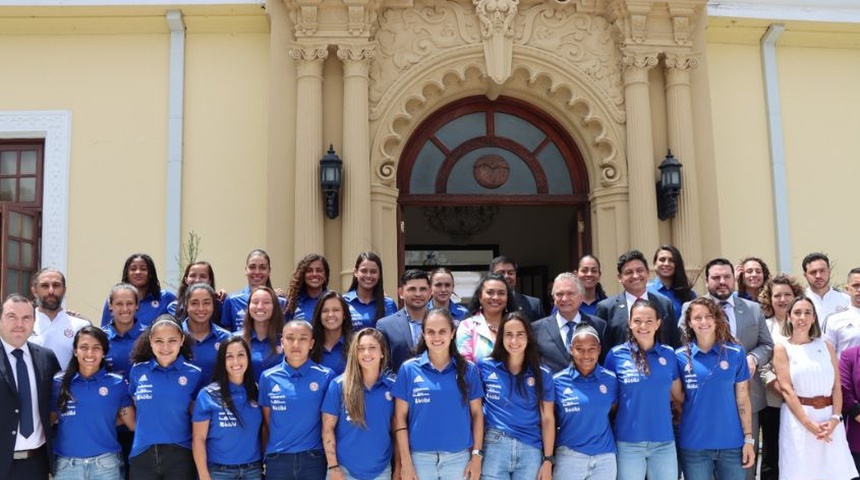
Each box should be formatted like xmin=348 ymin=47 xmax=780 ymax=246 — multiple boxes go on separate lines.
xmin=807 ymin=287 xmax=850 ymax=328
xmin=555 ymin=311 xmax=582 ymax=350
xmin=1 ymin=339 xmax=45 ymax=450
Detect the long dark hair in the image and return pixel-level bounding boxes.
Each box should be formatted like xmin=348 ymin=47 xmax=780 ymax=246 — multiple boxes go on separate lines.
xmin=653 ymin=245 xmax=695 ymax=303
xmin=310 ymin=291 xmax=353 ymax=364
xmin=130 ymin=314 xmax=194 ymax=363
xmin=285 ymin=254 xmax=330 ymax=316
xmin=207 ymin=336 xmax=258 ymax=427
xmin=488 ymin=311 xmax=544 ymax=401
xmin=184 ymin=283 xmax=218 ymax=328
xmin=175 ymin=261 xmax=217 ymax=322
xmin=415 ymin=308 xmax=469 ymax=404
xmin=578 ymin=255 xmax=607 ymax=301
xmin=627 ymin=299 xmax=660 ymax=376
xmin=121 ymin=253 xmax=162 ymax=298
xmin=348 ymin=252 xmax=388 ymax=322
xmin=245 ymin=249 xmax=274 ymax=289
xmin=241 ymin=286 xmax=284 ymax=356
xmin=57 ymin=327 xmax=109 ymax=413
xmin=466 ymin=272 xmax=519 ymax=317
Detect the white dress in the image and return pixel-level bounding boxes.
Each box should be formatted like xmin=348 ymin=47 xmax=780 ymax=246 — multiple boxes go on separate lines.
xmin=779 ymin=338 xmax=859 ymax=480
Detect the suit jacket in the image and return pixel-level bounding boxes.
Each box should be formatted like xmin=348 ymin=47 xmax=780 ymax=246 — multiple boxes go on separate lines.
xmin=0 ymin=341 xmax=61 ymax=477
xmin=680 ymin=295 xmax=774 ymax=412
xmin=596 ymin=291 xmax=681 ymax=351
xmin=516 ymin=293 xmax=545 ymax=323
xmin=532 ymin=313 xmax=607 ymax=373
xmin=377 ymin=309 xmax=418 ymax=373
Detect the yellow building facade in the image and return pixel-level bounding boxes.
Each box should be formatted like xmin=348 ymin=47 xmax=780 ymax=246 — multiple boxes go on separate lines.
xmin=0 ymin=0 xmax=856 ymax=318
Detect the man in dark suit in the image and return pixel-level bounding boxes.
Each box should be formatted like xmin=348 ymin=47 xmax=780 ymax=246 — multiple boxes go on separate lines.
xmin=377 ymin=269 xmax=431 ymax=372
xmin=1 ymin=293 xmax=61 ymax=480
xmin=680 ymin=257 xmax=773 ymax=480
xmin=490 ymin=255 xmax=545 ymax=322
xmin=532 ymin=273 xmax=607 ymax=372
xmin=595 ymin=250 xmax=680 ymax=350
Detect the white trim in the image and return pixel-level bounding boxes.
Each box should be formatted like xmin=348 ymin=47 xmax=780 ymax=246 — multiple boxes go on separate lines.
xmin=0 ymin=0 xmax=263 ymax=5
xmin=0 ymin=111 xmax=71 ymax=274
xmin=165 ymin=10 xmax=185 ymax=288
xmin=709 ymin=2 xmax=860 ymax=23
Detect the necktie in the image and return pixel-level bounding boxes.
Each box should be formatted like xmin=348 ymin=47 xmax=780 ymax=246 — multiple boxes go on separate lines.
xmin=720 ymin=301 xmax=736 ymax=336
xmin=12 ymin=349 xmax=34 ymax=438
xmin=566 ymin=321 xmax=576 ymax=349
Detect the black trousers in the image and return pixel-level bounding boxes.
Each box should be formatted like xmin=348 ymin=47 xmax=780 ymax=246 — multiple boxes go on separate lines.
xmin=129 ymin=444 xmax=194 ymax=480
xmin=10 ymin=445 xmax=49 ymax=480
xmin=759 ymin=406 xmax=780 ymax=480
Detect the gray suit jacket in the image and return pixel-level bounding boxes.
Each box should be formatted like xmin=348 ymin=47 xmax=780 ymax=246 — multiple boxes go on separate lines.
xmin=532 ymin=313 xmax=607 ymax=373
xmin=376 ymin=309 xmax=417 ymax=373
xmin=680 ymin=295 xmax=774 ymax=412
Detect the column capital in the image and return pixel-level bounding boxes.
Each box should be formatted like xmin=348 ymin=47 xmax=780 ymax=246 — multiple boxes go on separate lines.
xmin=337 ymin=43 xmax=375 ymax=77
xmin=290 ymin=45 xmax=329 ymax=77
xmin=622 ymin=49 xmax=660 ymax=70
xmin=664 ymin=51 xmax=700 ymax=71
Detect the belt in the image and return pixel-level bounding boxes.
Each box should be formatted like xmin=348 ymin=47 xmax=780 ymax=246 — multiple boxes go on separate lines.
xmin=797 ymin=395 xmax=833 ymax=409
xmin=13 ymin=446 xmax=44 ymax=460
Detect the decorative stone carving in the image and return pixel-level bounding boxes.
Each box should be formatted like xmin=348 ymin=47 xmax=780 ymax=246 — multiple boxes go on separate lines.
xmin=338 ymin=44 xmax=375 ymax=76
xmin=474 ymin=0 xmax=518 ymax=85
xmin=290 ymin=45 xmax=329 ymax=76
xmin=473 ymin=154 xmax=510 ymax=189
xmin=622 ymin=50 xmax=659 ymax=70
xmin=664 ymin=51 xmax=700 ymax=71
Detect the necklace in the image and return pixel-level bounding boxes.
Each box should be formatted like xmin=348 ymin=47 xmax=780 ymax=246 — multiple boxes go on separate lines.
xmin=488 ymin=324 xmax=498 ymax=334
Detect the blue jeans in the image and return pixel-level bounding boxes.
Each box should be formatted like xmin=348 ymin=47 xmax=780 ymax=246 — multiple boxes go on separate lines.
xmin=327 ymin=464 xmax=391 ymax=480
xmin=54 ymin=452 xmax=122 ymax=480
xmin=410 ymin=450 xmax=469 ymax=480
xmin=265 ymin=450 xmax=326 ymax=480
xmin=616 ymin=441 xmax=678 ymax=480
xmin=554 ymin=446 xmax=616 ymax=480
xmin=207 ymin=461 xmax=262 ymax=480
xmin=480 ymin=428 xmax=543 ymax=480
xmin=680 ymin=447 xmax=745 ymax=480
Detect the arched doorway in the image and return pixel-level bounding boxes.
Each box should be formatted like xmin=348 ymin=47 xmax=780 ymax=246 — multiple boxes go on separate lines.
xmin=397 ymin=96 xmax=590 ymax=309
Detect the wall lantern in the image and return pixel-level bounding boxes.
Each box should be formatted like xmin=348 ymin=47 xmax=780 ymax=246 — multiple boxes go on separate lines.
xmin=656 ymin=149 xmax=683 ymax=221
xmin=320 ymin=145 xmax=343 ymax=219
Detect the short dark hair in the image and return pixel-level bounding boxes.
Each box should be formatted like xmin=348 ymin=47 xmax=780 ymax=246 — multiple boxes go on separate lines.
xmin=1 ymin=294 xmax=32 ymax=316
xmin=616 ymin=250 xmax=647 ymax=274
xmin=489 ymin=256 xmax=517 ymax=271
xmin=802 ymin=252 xmax=830 ymax=273
xmin=849 ymin=267 xmax=860 ymax=278
xmin=704 ymin=258 xmax=733 ymax=279
xmin=32 ymin=268 xmax=66 ymax=287
xmin=399 ymin=269 xmax=429 ymax=287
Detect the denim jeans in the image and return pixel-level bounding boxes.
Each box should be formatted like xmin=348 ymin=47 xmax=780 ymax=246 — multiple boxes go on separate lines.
xmin=616 ymin=441 xmax=678 ymax=480
xmin=327 ymin=464 xmax=391 ymax=480
xmin=54 ymin=452 xmax=122 ymax=480
xmin=554 ymin=446 xmax=616 ymax=480
xmin=680 ymin=447 xmax=745 ymax=480
xmin=207 ymin=461 xmax=262 ymax=480
xmin=128 ymin=444 xmax=195 ymax=480
xmin=265 ymin=450 xmax=326 ymax=480
xmin=480 ymin=428 xmax=543 ymax=480
xmin=410 ymin=450 xmax=469 ymax=480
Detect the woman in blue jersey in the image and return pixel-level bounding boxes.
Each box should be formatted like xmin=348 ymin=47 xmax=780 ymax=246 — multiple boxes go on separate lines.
xmin=100 ymin=253 xmax=177 ymax=327
xmin=221 ymin=249 xmax=279 ymax=333
xmin=478 ymin=311 xmax=555 ymax=480
xmin=192 ymin=337 xmax=263 ymax=480
xmin=676 ymin=298 xmax=755 ymax=480
xmin=169 ymin=261 xmax=224 ymax=325
xmin=103 ymin=283 xmax=146 ymax=379
xmin=648 ymin=245 xmax=696 ymax=322
xmin=259 ymin=320 xmax=335 ymax=480
xmin=128 ymin=315 xmax=203 ymax=480
xmin=310 ymin=291 xmax=353 ymax=375
xmin=343 ymin=252 xmax=397 ymax=328
xmin=393 ymin=308 xmax=484 ymax=480
xmin=51 ymin=327 xmax=136 ymax=480
xmin=575 ymin=255 xmax=608 ymax=317
xmin=553 ymin=324 xmax=618 ymax=480
xmin=285 ymin=253 xmax=330 ymax=320
xmin=322 ymin=328 xmax=396 ymax=480
xmin=604 ymin=299 xmax=684 ymax=479
xmin=428 ymin=268 xmax=469 ymax=322
xmin=182 ymin=284 xmax=231 ymax=382
xmin=241 ymin=286 xmax=285 ymax=380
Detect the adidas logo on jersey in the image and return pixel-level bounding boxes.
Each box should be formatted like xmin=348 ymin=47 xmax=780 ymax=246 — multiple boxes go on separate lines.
xmin=414 ymin=375 xmax=424 ymax=383
xmin=139 ymin=375 xmax=148 ymax=382
xmin=563 ymin=387 xmax=573 ymax=395
xmin=487 ymin=372 xmax=498 ymax=380
xmin=272 ymin=385 xmax=281 ymax=392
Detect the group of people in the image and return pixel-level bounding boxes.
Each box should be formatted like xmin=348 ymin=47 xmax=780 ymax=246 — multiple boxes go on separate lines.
xmin=3 ymin=248 xmax=860 ymax=480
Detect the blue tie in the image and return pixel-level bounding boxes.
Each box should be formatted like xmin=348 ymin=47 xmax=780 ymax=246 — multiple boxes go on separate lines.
xmin=566 ymin=321 xmax=576 ymax=349
xmin=12 ymin=349 xmax=34 ymax=438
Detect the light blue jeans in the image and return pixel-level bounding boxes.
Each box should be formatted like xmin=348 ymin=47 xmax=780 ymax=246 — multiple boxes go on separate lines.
xmin=554 ymin=446 xmax=616 ymax=480
xmin=54 ymin=452 xmax=122 ymax=480
xmin=411 ymin=450 xmax=470 ymax=480
xmin=680 ymin=447 xmax=745 ymax=480
xmin=480 ymin=428 xmax=543 ymax=480
xmin=207 ymin=461 xmax=263 ymax=480
xmin=616 ymin=441 xmax=678 ymax=480
xmin=327 ymin=464 xmax=391 ymax=480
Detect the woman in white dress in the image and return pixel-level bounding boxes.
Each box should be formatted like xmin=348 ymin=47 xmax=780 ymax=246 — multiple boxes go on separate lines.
xmin=773 ymin=296 xmax=858 ymax=480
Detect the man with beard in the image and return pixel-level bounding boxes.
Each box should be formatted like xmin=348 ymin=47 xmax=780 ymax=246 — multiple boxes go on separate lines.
xmin=30 ymin=268 xmax=89 ymax=369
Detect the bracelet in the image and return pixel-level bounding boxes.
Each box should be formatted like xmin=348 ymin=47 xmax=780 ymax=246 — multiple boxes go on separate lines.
xmin=394 ymin=427 xmax=408 ymax=433
xmin=743 ymin=437 xmax=755 ymax=445
xmin=328 ymin=465 xmax=339 ymax=470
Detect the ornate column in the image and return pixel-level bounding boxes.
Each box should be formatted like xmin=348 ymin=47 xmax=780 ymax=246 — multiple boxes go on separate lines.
xmin=289 ymin=45 xmax=328 ymax=262
xmin=337 ymin=43 xmax=374 ymax=289
xmin=664 ymin=51 xmax=702 ymax=268
xmin=622 ymin=50 xmax=661 ymax=255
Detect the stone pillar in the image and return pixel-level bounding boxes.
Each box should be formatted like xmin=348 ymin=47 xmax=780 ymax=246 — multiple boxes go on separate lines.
xmin=371 ymin=183 xmax=400 ymax=297
xmin=664 ymin=51 xmax=702 ymax=268
xmin=622 ymin=50 xmax=661 ymax=255
xmin=337 ymin=44 xmax=374 ymax=289
xmin=289 ymin=45 xmax=328 ymax=263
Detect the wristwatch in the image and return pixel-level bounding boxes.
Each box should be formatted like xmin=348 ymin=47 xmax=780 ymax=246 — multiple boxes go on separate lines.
xmin=832 ymin=414 xmax=844 ymax=422
xmin=542 ymin=455 xmax=555 ymax=465
xmin=471 ymin=449 xmax=484 ymax=458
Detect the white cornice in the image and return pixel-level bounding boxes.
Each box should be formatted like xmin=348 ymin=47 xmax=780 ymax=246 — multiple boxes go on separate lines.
xmin=709 ymin=1 xmax=860 ymax=23
xmin=0 ymin=0 xmax=263 ymax=6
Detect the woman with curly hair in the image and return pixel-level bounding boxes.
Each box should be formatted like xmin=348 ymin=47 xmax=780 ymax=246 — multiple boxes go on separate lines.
xmin=737 ymin=257 xmax=771 ymax=303
xmin=456 ymin=272 xmax=519 ymax=363
xmin=310 ymin=291 xmax=353 ymax=375
xmin=284 ymin=253 xmax=330 ymax=320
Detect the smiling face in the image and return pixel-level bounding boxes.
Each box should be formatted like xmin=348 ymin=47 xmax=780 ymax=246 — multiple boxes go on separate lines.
xmin=618 ymin=259 xmax=648 ymax=296
xmin=127 ymin=258 xmax=150 ymax=289
xmin=74 ymin=333 xmax=105 ymax=377
xmin=304 ymin=260 xmax=327 ymax=293
xmin=742 ymin=260 xmax=765 ymax=290
xmin=706 ymin=264 xmax=735 ymax=301
xmin=0 ymin=299 xmax=35 ymax=348
xmin=423 ymin=312 xmax=454 ymax=356
xmin=354 ymin=259 xmax=380 ymax=293
xmin=248 ymin=289 xmax=274 ymax=325
xmin=109 ymin=289 xmax=138 ymax=326
xmin=281 ymin=323 xmax=314 ymax=367
xmin=150 ymin=324 xmax=184 ymax=367
xmin=356 ymin=333 xmax=384 ymax=374
xmin=399 ymin=278 xmax=430 ymax=312
xmin=502 ymin=318 xmax=528 ymax=357
xmin=789 ymin=299 xmax=816 ymax=337
xmin=571 ymin=333 xmax=600 ymax=376
xmin=770 ymin=284 xmax=796 ymax=319
xmin=629 ymin=304 xmax=660 ymax=347
xmin=431 ymin=272 xmax=455 ymax=305
xmin=319 ymin=297 xmax=344 ymax=333
xmin=224 ymin=341 xmax=248 ymax=385
xmin=186 ymin=289 xmax=214 ymax=326
xmin=576 ymin=257 xmax=601 ymax=290
xmin=479 ymin=279 xmax=509 ymax=317
xmin=185 ymin=264 xmax=211 ymax=286
xmin=688 ymin=304 xmax=716 ymax=340
xmin=552 ymin=278 xmax=583 ymax=318
xmin=654 ymin=249 xmax=676 ymax=281
xmin=245 ymin=254 xmax=271 ymax=288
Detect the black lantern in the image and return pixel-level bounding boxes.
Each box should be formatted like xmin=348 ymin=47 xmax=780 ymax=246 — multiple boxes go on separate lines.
xmin=320 ymin=145 xmax=343 ymax=219
xmin=656 ymin=149 xmax=683 ymax=221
